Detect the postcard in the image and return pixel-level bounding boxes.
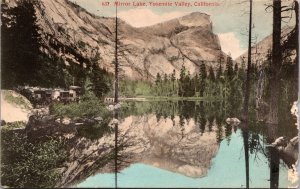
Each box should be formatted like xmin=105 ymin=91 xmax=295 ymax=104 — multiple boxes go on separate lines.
xmin=1 ymin=0 xmax=299 ymax=188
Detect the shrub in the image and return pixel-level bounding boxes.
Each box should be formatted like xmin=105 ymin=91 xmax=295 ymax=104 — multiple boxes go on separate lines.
xmin=2 ymin=121 xmax=26 ymax=131
xmin=50 ymin=94 xmax=110 ymax=119
xmin=1 ymin=131 xmax=66 ymax=188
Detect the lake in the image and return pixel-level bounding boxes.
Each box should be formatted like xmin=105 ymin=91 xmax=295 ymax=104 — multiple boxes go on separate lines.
xmin=1 ymin=100 xmax=298 ymax=188
xmin=76 ymin=100 xmax=298 ymax=188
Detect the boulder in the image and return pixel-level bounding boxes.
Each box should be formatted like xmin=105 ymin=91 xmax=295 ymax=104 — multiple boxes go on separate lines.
xmin=114 ymin=103 xmax=121 ymax=110
xmin=62 ymin=117 xmax=71 ymax=125
xmin=107 ymin=103 xmax=122 ymax=111
xmin=290 ymin=136 xmax=298 ymax=145
xmin=94 ymin=116 xmax=103 ymax=123
xmin=271 ymin=136 xmax=287 ymax=147
xmin=107 ymin=105 xmax=114 ymax=111
xmin=225 ymin=118 xmax=241 ymax=125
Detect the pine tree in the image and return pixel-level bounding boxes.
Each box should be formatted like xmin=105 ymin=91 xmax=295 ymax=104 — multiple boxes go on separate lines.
xmin=199 ymin=63 xmax=207 ymax=80
xmin=171 ymin=69 xmax=176 ymax=94
xmin=179 ymin=65 xmax=186 ymax=96
xmin=194 ymin=74 xmax=199 ymax=96
xmin=155 ymin=73 xmax=162 ymax=86
xmin=234 ymin=63 xmax=239 ymax=76
xmin=89 ymin=62 xmax=110 ymax=98
xmin=179 ymin=65 xmax=186 ymax=82
xmin=163 ymin=73 xmax=169 ymax=96
xmin=216 ymin=62 xmax=223 ymax=80
xmin=199 ymin=63 xmax=207 ymax=97
xmin=155 ymin=73 xmax=162 ymax=96
xmin=185 ymin=71 xmax=193 ymax=96
xmin=225 ymin=55 xmax=234 ymax=80
xmin=208 ymin=66 xmax=216 ymax=82
xmin=2 ymin=0 xmax=42 ymax=87
xmin=164 ymin=73 xmax=168 ymax=82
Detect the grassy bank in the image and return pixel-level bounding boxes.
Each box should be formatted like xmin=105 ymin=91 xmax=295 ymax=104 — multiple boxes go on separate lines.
xmin=107 ymin=96 xmax=223 ymax=102
xmin=142 ymin=96 xmax=223 ymax=101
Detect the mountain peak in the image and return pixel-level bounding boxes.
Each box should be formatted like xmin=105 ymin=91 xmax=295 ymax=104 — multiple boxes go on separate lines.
xmin=178 ymin=12 xmax=211 ymax=27
xmin=183 ymin=12 xmax=210 ymax=19
xmin=2 ymin=0 xmax=223 ymax=82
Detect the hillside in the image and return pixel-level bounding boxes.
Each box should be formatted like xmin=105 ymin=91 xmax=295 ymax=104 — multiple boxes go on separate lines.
xmin=235 ymin=27 xmax=297 ymax=66
xmin=1 ymin=0 xmax=225 ymax=86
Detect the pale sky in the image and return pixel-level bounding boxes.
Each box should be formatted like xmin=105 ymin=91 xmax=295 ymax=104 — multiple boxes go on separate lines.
xmin=71 ymin=0 xmax=296 ymax=59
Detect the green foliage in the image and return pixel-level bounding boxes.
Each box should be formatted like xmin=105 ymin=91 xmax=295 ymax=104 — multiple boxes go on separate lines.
xmin=88 ymin=61 xmax=112 ymax=98
xmin=2 ymin=121 xmax=26 ymax=131
xmin=225 ymin=55 xmax=234 ymax=80
xmin=119 ymin=61 xmax=248 ymax=102
xmin=1 ymin=1 xmax=112 ymax=93
xmin=2 ymin=0 xmax=41 ymax=88
xmin=216 ymin=62 xmax=223 ymax=80
xmin=77 ymin=121 xmax=112 ymax=140
xmin=208 ymin=66 xmax=216 ymax=82
xmin=155 ymin=73 xmax=162 ymax=86
xmin=50 ymin=93 xmax=109 ymax=118
xmin=199 ymin=63 xmax=207 ymax=80
xmin=134 ymin=81 xmax=152 ymax=96
xmin=1 ymin=131 xmax=66 ymax=188
xmin=119 ymin=80 xmax=153 ymax=97
xmin=234 ymin=63 xmax=239 ymax=75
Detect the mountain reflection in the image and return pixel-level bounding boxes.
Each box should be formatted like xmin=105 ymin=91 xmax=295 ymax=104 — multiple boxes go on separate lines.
xmin=1 ymin=100 xmax=298 ymax=188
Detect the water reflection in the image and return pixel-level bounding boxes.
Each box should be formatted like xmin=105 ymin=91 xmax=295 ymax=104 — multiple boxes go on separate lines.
xmin=1 ymin=100 xmax=298 ymax=188
xmin=79 ymin=100 xmax=297 ymax=188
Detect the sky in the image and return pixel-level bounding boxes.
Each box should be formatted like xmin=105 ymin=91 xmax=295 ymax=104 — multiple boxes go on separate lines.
xmin=71 ymin=0 xmax=296 ymax=59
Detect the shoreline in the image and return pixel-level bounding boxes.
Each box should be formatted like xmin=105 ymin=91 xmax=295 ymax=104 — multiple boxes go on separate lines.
xmin=104 ymin=96 xmax=222 ymax=102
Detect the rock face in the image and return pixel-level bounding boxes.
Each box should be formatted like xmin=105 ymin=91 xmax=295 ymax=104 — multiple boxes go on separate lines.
xmin=1 ymin=90 xmax=32 ymax=123
xmin=235 ymin=27 xmax=296 ymax=66
xmin=2 ymin=0 xmax=224 ymax=81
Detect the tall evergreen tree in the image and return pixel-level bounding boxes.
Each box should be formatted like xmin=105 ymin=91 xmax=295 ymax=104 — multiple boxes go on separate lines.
xmin=225 ymin=55 xmax=234 ymax=80
xmin=155 ymin=73 xmax=162 ymax=86
xmin=217 ymin=62 xmax=223 ymax=80
xmin=171 ymin=69 xmax=176 ymax=93
xmin=208 ymin=66 xmax=216 ymax=82
xmin=234 ymin=63 xmax=239 ymax=76
xmin=199 ymin=63 xmax=207 ymax=80
xmin=2 ymin=0 xmax=41 ymax=88
xmin=179 ymin=65 xmax=187 ymax=96
xmin=199 ymin=63 xmax=207 ymax=97
xmin=164 ymin=73 xmax=168 ymax=82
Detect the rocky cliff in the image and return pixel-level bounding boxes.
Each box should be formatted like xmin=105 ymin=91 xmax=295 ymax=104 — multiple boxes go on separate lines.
xmin=2 ymin=0 xmax=224 ymax=81
xmin=235 ymin=27 xmax=297 ymax=66
xmin=1 ymin=90 xmax=32 ymax=123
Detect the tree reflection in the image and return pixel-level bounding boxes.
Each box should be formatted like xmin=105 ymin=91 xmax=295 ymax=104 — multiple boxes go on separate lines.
xmin=242 ymin=125 xmax=250 ymax=189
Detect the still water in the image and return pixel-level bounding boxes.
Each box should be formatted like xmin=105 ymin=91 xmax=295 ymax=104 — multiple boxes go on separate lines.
xmin=77 ymin=130 xmax=289 ymax=188
xmin=76 ymin=101 xmax=297 ymax=188
xmin=1 ymin=100 xmax=298 ymax=188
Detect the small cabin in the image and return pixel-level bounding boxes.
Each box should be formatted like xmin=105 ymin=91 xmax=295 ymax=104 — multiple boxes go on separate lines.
xmin=69 ymin=86 xmax=81 ymax=101
xmin=33 ymin=89 xmax=46 ymax=99
xmin=25 ymin=86 xmax=82 ymax=104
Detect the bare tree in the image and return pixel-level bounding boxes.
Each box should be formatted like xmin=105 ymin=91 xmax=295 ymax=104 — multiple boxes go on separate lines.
xmin=114 ymin=6 xmax=119 ymax=104
xmin=242 ymin=0 xmax=253 ymax=120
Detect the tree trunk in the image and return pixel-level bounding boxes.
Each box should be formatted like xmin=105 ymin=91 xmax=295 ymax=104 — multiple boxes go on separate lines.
xmin=266 ymin=0 xmax=282 ymax=124
xmin=242 ymin=0 xmax=253 ymax=120
xmin=114 ymin=6 xmax=119 ymax=104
